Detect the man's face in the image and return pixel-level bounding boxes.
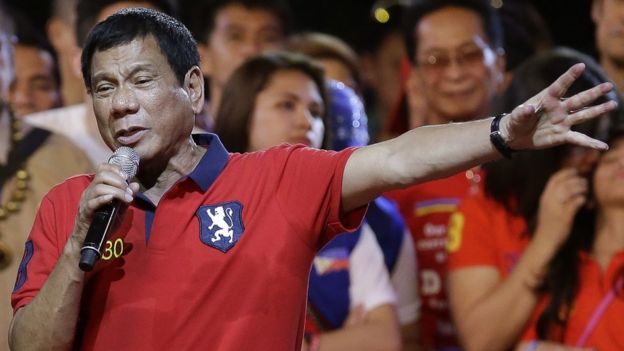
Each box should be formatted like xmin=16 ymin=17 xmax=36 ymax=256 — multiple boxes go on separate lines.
xmin=8 ymin=44 xmax=61 ymax=118
xmin=593 ymin=0 xmax=624 ymax=66
xmin=204 ymin=4 xmax=284 ymax=88
xmin=89 ymin=36 xmax=201 ymax=161
xmin=414 ymin=6 xmax=503 ymax=122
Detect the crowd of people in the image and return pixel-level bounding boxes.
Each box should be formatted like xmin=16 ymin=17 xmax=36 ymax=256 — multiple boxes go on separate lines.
xmin=0 ymin=0 xmax=623 ymax=350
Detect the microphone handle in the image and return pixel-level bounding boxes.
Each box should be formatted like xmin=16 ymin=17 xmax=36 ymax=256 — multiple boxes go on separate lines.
xmin=79 ymin=202 xmax=119 ymax=272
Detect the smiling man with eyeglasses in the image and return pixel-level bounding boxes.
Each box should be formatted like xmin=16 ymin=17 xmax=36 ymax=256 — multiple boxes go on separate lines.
xmin=409 ymin=0 xmax=505 ymax=125
xmin=386 ymin=0 xmax=506 ymax=349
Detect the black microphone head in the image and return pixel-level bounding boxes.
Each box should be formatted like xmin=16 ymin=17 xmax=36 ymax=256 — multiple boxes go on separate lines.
xmin=109 ymin=147 xmax=140 ymax=179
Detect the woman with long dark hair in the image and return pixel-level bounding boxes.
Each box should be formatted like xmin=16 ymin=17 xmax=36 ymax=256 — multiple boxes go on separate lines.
xmin=515 ymin=131 xmax=624 ymax=350
xmin=446 ymin=47 xmax=622 ymax=351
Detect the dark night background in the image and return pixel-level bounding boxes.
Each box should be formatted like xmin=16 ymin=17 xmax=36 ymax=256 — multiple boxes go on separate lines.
xmin=4 ymin=0 xmax=598 ymax=58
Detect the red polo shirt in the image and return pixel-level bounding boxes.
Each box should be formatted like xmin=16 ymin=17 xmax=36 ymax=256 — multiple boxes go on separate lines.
xmin=522 ymin=252 xmax=624 ymax=349
xmin=386 ymin=170 xmax=482 ymax=349
xmin=447 ymin=190 xmax=528 ymax=276
xmin=12 ymin=134 xmax=365 ymax=350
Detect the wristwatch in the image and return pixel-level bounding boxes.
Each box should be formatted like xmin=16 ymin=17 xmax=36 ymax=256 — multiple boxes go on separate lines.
xmin=490 ymin=113 xmax=515 ymax=159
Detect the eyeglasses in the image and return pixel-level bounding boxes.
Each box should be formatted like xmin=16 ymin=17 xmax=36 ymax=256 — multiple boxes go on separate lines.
xmin=417 ymin=45 xmax=494 ymax=76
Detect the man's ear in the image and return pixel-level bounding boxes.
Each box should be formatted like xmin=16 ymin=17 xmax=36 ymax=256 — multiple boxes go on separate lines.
xmin=185 ymin=66 xmax=205 ymax=114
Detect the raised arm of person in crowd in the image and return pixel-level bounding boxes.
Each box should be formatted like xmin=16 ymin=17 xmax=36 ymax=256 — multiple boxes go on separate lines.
xmin=341 ymin=63 xmax=616 ymax=212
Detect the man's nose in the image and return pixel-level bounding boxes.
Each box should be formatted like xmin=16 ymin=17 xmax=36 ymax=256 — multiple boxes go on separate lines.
xmin=111 ymin=86 xmax=139 ymax=117
xmin=239 ymin=39 xmax=264 ymax=58
xmin=8 ymin=83 xmax=32 ymax=117
xmin=443 ymin=57 xmax=468 ymax=80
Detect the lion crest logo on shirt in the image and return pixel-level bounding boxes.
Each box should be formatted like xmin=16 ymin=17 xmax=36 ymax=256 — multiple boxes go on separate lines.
xmin=196 ymin=202 xmax=245 ymax=252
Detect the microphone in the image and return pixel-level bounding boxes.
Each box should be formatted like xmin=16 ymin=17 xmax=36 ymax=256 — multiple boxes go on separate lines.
xmin=79 ymin=147 xmax=139 ymax=272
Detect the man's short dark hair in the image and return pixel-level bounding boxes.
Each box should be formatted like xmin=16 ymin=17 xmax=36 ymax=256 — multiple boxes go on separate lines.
xmin=75 ymin=0 xmax=177 ymax=47
xmin=403 ymin=0 xmax=503 ymax=64
xmin=188 ymin=0 xmax=293 ymax=43
xmin=81 ymin=8 xmax=199 ymax=90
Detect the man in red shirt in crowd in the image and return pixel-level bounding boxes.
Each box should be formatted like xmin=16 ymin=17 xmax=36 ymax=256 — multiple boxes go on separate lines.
xmin=386 ymin=0 xmax=506 ymax=348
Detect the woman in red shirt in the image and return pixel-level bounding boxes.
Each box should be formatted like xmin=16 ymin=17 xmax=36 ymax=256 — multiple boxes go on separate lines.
xmin=447 ymin=47 xmax=622 ymax=351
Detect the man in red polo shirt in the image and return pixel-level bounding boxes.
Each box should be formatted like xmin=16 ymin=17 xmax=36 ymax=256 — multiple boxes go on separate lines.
xmin=8 ymin=8 xmax=617 ymax=351
xmin=385 ymin=0 xmax=508 ymax=347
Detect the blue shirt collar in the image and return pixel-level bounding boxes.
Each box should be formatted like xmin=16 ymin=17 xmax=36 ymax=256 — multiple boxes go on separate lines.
xmin=188 ymin=133 xmax=229 ymax=192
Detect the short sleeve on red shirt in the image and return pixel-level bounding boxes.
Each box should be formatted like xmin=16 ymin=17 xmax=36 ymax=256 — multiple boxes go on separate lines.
xmin=447 ymin=191 xmax=499 ymax=270
xmin=268 ymin=145 xmax=366 ymax=249
xmin=447 ymin=191 xmax=527 ymax=273
xmin=12 ymin=175 xmax=90 ymax=312
xmin=521 ymin=252 xmax=624 ymax=349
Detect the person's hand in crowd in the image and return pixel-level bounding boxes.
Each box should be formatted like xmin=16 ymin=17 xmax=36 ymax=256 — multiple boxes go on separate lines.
xmin=533 ymin=168 xmax=589 ymax=250
xmin=501 ymin=63 xmax=616 ymax=152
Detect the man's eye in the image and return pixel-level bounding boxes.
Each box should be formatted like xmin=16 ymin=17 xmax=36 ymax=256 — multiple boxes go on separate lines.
xmin=135 ymin=77 xmax=152 ymax=85
xmin=226 ymin=31 xmax=244 ymax=42
xmin=278 ymin=101 xmax=295 ymax=110
xmin=95 ymin=84 xmax=113 ymax=94
xmin=459 ymin=49 xmax=485 ymax=64
xmin=259 ymin=32 xmax=281 ymax=45
xmin=31 ymin=81 xmax=55 ymax=92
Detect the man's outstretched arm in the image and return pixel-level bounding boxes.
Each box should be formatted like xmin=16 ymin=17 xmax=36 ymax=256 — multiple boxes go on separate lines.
xmin=341 ymin=63 xmax=616 ymax=212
